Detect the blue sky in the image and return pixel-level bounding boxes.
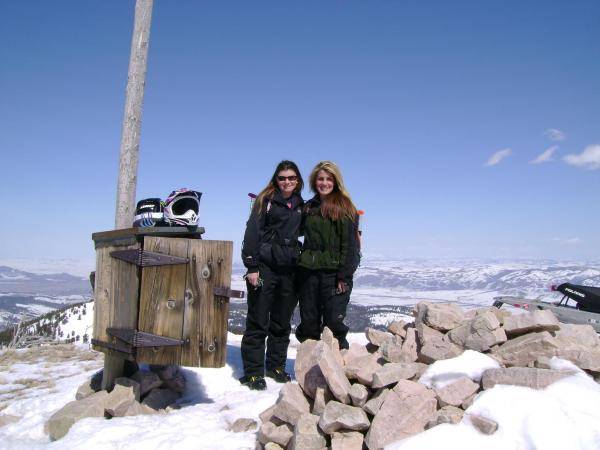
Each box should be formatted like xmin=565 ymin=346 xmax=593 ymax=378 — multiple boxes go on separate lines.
xmin=1 ymin=0 xmax=598 ymax=268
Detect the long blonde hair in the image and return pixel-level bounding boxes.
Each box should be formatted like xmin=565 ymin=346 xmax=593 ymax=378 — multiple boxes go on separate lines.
xmin=309 ymin=161 xmax=356 ymax=221
xmin=254 ymin=160 xmax=304 ymax=214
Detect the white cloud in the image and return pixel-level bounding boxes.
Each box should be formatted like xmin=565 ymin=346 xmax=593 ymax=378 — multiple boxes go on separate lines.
xmin=484 ymin=148 xmax=512 ymax=167
xmin=530 ymin=145 xmax=558 ymax=164
xmin=544 ymin=128 xmax=566 ymax=141
xmin=552 ymin=237 xmax=583 ymax=245
xmin=563 ymin=144 xmax=600 ymax=170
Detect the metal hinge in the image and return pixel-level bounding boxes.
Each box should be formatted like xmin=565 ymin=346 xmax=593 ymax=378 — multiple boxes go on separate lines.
xmin=214 ymin=286 xmax=245 ymax=298
xmin=110 ymin=249 xmax=189 ymax=267
xmin=107 ymin=328 xmax=188 ymax=348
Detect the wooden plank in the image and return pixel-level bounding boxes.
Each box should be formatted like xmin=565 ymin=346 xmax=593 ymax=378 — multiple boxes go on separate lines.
xmin=93 ymin=240 xmax=140 ymax=390
xmin=93 ymin=227 xmax=204 ymax=246
xmin=136 ymin=236 xmax=189 ymax=365
xmin=184 ymin=240 xmax=233 ymax=368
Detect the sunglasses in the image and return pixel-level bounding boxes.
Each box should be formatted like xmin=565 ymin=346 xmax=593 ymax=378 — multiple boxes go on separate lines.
xmin=277 ymin=175 xmax=298 ymax=182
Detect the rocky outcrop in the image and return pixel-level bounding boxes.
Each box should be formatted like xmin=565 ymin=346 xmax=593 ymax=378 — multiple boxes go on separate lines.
xmin=45 ymin=365 xmax=184 ymax=440
xmin=256 ymin=305 xmax=596 ymax=450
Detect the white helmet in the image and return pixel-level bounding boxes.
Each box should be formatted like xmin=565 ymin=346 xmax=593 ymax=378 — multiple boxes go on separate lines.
xmin=163 ymin=188 xmax=201 ymax=228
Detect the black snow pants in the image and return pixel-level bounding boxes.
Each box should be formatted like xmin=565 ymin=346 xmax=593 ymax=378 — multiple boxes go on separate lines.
xmin=295 ymin=269 xmax=352 ymax=350
xmin=241 ymin=264 xmax=298 ymax=377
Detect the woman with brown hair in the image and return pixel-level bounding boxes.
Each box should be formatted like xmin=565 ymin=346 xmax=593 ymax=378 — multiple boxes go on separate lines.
xmin=295 ymin=161 xmax=360 ymax=349
xmin=240 ymin=160 xmax=304 ymax=390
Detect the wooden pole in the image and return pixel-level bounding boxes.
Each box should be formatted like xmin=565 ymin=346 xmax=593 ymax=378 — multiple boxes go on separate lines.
xmin=114 ymin=0 xmax=154 ymax=229
xmin=103 ymin=0 xmax=154 ymax=390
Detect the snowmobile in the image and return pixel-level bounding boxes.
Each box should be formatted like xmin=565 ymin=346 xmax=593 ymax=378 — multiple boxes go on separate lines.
xmin=493 ymin=283 xmax=600 ymax=333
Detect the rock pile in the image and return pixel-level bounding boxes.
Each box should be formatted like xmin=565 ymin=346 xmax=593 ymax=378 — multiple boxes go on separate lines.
xmin=45 ymin=364 xmax=186 ymax=441
xmin=256 ymin=303 xmax=600 ymax=449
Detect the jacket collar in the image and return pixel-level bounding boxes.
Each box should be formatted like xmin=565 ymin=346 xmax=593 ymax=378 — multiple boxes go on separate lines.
xmin=272 ymin=190 xmax=302 ymax=208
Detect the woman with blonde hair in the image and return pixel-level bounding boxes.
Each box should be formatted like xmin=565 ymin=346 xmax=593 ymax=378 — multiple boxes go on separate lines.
xmin=240 ymin=160 xmax=304 ymax=390
xmin=295 ymin=161 xmax=360 ymax=349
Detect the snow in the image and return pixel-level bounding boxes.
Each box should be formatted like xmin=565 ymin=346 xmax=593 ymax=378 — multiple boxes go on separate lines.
xmin=390 ymin=362 xmax=600 ymax=450
xmin=2 ymin=302 xmax=600 ymax=449
xmin=418 ymin=350 xmax=502 ymax=389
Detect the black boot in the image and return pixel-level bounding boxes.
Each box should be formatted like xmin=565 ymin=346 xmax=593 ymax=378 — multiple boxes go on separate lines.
xmin=265 ymin=368 xmax=291 ymax=383
xmin=239 ymin=375 xmax=267 ymax=391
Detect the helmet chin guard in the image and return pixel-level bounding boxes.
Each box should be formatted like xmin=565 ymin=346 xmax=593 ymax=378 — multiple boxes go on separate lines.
xmin=163 ymin=188 xmax=202 ymax=228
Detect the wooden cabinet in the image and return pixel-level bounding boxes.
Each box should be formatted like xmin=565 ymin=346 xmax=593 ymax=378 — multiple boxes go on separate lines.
xmin=91 ymin=228 xmax=241 ymax=368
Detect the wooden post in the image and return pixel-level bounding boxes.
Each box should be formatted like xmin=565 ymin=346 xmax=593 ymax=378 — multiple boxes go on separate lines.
xmin=103 ymin=0 xmax=154 ymax=391
xmin=114 ymin=0 xmax=153 ymax=229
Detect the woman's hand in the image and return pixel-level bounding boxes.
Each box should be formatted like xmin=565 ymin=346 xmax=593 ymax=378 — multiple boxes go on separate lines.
xmin=246 ymin=272 xmax=260 ymax=287
xmin=336 ymin=280 xmax=348 ymax=294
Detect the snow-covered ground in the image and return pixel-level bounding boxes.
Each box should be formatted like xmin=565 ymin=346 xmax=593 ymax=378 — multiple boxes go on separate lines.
xmin=2 ymin=330 xmax=600 ymax=449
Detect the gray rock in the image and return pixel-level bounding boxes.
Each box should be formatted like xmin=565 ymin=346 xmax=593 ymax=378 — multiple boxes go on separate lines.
xmin=380 ymin=335 xmax=405 ymax=363
xmin=318 ymin=401 xmax=370 ymax=434
xmin=322 ymin=327 xmax=345 ymax=367
xmin=104 ymin=383 xmax=137 ymax=417
xmin=315 ymin=341 xmax=352 ymax=404
xmin=75 ymin=381 xmax=95 ymax=401
xmin=260 ymin=404 xmax=284 ymax=425
xmin=447 ymin=323 xmax=471 ymax=348
xmin=481 ymin=367 xmax=576 ymax=390
xmin=434 ymin=377 xmax=479 ymax=408
xmin=114 ymin=377 xmax=141 ymax=402
xmin=149 ymin=365 xmax=185 ymax=393
xmin=264 ymin=443 xmax=284 ymax=450
xmin=387 ymin=320 xmax=408 ymax=338
xmin=273 ymin=382 xmax=311 ymax=426
xmin=371 ymin=363 xmax=419 ymax=389
xmin=555 ymin=323 xmax=600 ymax=348
xmin=345 ymin=353 xmax=383 ymax=386
xmin=0 ymin=413 xmax=20 ymax=427
xmin=295 ymin=339 xmax=327 ymax=399
xmin=466 ymin=414 xmax=498 ymax=435
xmin=461 ymin=393 xmax=476 ymax=410
xmin=436 ymin=405 xmax=464 ymax=425
xmin=503 ymin=310 xmax=560 ymax=336
xmin=265 ymin=442 xmax=283 ymax=450
xmin=399 ymin=328 xmax=418 ymax=363
xmin=331 ymin=431 xmax=364 ymax=450
xmin=349 ymin=383 xmax=369 ymax=407
xmin=415 ymin=322 xmax=445 ymax=347
xmin=475 ymin=307 xmax=511 ymax=325
xmin=363 ymin=388 xmax=390 ymax=416
xmin=422 ymin=302 xmax=465 ymax=332
xmin=45 ymin=391 xmax=109 ymax=441
xmin=343 ymin=342 xmax=369 ymax=366
xmin=464 ymin=312 xmax=507 ymax=352
xmin=229 ymin=418 xmax=258 ymax=432
xmin=366 ymin=328 xmax=395 ymax=347
xmin=492 ymin=331 xmax=559 ymax=367
xmin=312 ymin=386 xmax=332 ymax=416
xmin=289 ymin=413 xmax=326 ymax=450
xmin=131 ymin=370 xmax=163 ymax=397
xmin=426 ymin=405 xmax=464 ymax=429
xmin=121 ymin=401 xmax=159 ymax=416
xmin=365 ymin=380 xmax=437 ymax=449
xmin=419 ymin=338 xmax=463 ymax=364
xmin=141 ymin=388 xmax=180 ymax=410
xmin=258 ymin=421 xmax=294 ymax=447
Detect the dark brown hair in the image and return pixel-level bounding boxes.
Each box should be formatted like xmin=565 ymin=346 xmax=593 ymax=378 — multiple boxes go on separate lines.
xmin=254 ymin=160 xmax=304 ymax=213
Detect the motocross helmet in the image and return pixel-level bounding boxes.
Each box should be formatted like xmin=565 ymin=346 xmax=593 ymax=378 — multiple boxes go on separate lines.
xmin=133 ymin=198 xmax=166 ymax=227
xmin=163 ymin=188 xmax=202 ymax=228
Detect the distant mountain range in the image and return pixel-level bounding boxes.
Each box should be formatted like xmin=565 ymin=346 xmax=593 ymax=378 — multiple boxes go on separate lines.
xmin=1 ymin=259 xmax=599 ymax=332
xmin=0 ymin=266 xmax=91 ymax=295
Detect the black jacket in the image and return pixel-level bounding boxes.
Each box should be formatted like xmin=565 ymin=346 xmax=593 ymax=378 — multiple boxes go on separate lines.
xmin=242 ymin=191 xmax=304 ymax=273
xmin=298 ymin=195 xmax=361 ymax=282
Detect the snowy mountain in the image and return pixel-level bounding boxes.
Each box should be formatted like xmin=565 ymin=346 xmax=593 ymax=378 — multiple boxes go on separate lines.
xmin=2 ymin=299 xmax=600 ymax=449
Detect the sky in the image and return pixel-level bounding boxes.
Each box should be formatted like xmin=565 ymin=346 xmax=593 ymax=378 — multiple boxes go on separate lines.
xmin=1 ymin=0 xmax=599 ymax=269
